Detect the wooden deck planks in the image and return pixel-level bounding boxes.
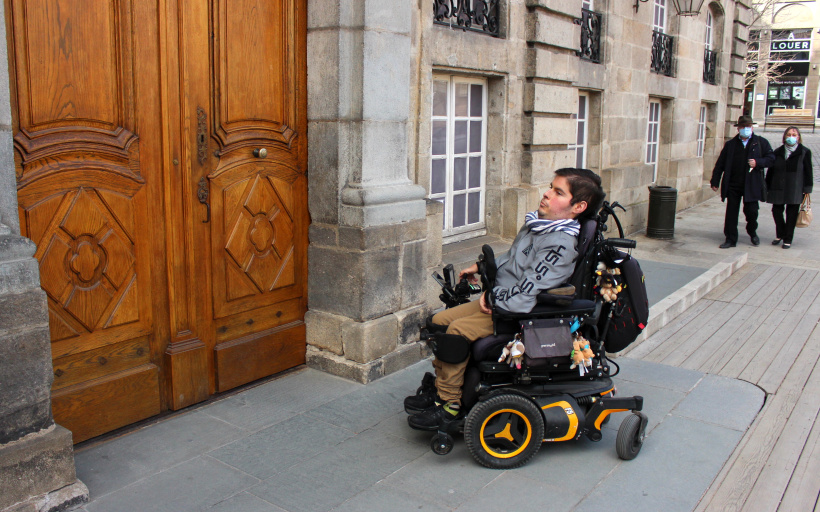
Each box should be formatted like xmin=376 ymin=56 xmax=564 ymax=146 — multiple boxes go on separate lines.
xmin=747 ymin=334 xmax=820 ymax=512
xmin=641 ymin=300 xmax=733 ymax=363
xmin=624 ymin=299 xmax=711 ymax=359
xmin=680 ymin=304 xmax=758 ymax=373
xmin=695 ymin=325 xmax=820 ymax=512
xmin=638 ymin=261 xmax=820 ymax=511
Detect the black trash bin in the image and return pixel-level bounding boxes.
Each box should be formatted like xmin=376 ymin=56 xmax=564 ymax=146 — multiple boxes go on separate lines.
xmin=647 ymin=186 xmax=677 ymax=239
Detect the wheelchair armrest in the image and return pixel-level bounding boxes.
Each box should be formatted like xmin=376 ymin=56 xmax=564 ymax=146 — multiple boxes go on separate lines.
xmin=494 ymin=299 xmax=598 ymax=320
xmin=535 ymin=284 xmax=576 ymax=307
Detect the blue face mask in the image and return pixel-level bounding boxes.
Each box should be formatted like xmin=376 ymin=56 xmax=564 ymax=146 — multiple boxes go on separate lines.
xmin=786 ymin=136 xmax=798 ymax=146
xmin=739 ymin=127 xmax=753 ymax=139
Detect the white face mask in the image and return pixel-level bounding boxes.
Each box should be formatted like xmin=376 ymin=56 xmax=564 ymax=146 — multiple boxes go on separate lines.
xmin=786 ymin=136 xmax=798 ymax=146
xmin=739 ymin=127 xmax=753 ymax=139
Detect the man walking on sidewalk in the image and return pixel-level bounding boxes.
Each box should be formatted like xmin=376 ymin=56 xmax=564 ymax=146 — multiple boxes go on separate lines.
xmin=710 ymin=115 xmax=775 ymax=248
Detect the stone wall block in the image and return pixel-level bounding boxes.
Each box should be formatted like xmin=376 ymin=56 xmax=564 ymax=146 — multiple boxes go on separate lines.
xmin=308 ymin=244 xmax=401 ymax=321
xmin=308 ymin=223 xmax=338 ymax=247
xmin=502 ymin=187 xmax=530 ymax=238
xmin=307 ymin=0 xmax=338 ymax=29
xmin=528 ymin=82 xmax=577 ymax=114
xmin=529 ymin=117 xmax=575 ymax=145
xmin=400 ymin=239 xmax=426 ymax=309
xmin=382 ymin=342 xmax=426 ymax=376
xmin=360 ymin=121 xmax=408 ymax=183
xmin=0 ymin=425 xmax=81 ymax=510
xmin=341 ymin=314 xmax=398 ymax=364
xmin=528 ymin=11 xmax=580 ymax=52
xmin=731 ymin=39 xmax=747 ymax=58
xmin=364 ymin=0 xmax=410 ymax=33
xmin=307 ymin=30 xmax=340 ymax=120
xmin=730 ymin=55 xmax=746 ymax=74
xmin=527 ymin=47 xmax=577 ymax=82
xmin=733 ymin=23 xmax=749 ymax=43
xmin=362 ymin=31 xmax=410 ymax=121
xmin=0 ymin=288 xmax=48 ymax=335
xmin=525 ymin=0 xmax=581 ymax=18
xmin=394 ymin=304 xmax=427 ymax=345
xmin=525 ymin=149 xmax=574 ymax=184
xmin=728 ymin=72 xmax=744 ymax=91
xmin=305 ymin=309 xmax=346 ymax=355
xmin=0 ymin=325 xmax=54 ymax=442
xmin=308 ymin=121 xmax=342 ymax=225
xmin=734 ymin=5 xmax=751 ymax=26
xmin=425 ymin=200 xmax=443 ymax=268
xmin=306 ymin=347 xmax=383 ymax=383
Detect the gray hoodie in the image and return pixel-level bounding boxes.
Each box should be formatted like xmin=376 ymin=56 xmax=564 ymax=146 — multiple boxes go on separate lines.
xmin=492 ymin=225 xmax=579 ymax=313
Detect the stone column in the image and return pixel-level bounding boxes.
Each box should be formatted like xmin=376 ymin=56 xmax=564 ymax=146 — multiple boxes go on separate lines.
xmin=305 ymin=0 xmax=432 ymax=382
xmin=0 ymin=1 xmax=88 ymax=509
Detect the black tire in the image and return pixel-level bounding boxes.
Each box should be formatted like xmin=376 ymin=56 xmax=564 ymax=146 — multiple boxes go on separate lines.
xmin=431 ymin=433 xmax=454 ymax=455
xmin=616 ymin=413 xmax=644 ymax=460
xmin=464 ymin=394 xmax=545 ymax=469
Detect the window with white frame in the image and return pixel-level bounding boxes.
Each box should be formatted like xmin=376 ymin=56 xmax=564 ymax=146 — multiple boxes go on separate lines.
xmin=697 ymin=105 xmax=706 ymax=157
xmin=705 ymin=10 xmax=713 ymax=50
xmin=646 ymin=101 xmax=661 ymax=181
xmin=569 ymin=93 xmax=589 ymax=168
xmin=653 ymin=0 xmax=666 ymax=33
xmin=429 ymin=75 xmax=488 ymax=239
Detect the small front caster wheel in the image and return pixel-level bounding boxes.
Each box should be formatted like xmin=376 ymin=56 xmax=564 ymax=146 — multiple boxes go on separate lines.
xmin=616 ymin=413 xmax=646 ymax=460
xmin=431 ymin=433 xmax=454 ymax=455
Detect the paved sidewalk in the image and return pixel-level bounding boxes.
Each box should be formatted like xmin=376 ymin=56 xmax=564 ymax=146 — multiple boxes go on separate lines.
xmin=72 ymin=356 xmax=762 ymax=512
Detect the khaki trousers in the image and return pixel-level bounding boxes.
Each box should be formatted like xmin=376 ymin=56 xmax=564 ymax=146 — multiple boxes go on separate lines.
xmin=430 ymin=300 xmax=494 ymax=404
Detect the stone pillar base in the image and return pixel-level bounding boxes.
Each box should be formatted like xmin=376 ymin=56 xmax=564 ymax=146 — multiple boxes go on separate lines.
xmin=0 ymin=425 xmax=88 ymax=512
xmin=306 ymin=342 xmax=431 ymax=384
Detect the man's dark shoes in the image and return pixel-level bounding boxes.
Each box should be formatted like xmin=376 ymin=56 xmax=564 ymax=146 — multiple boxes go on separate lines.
xmin=719 ymin=240 xmax=736 ymax=249
xmin=407 ymin=402 xmax=462 ymax=431
xmin=750 ymin=235 xmax=760 ymax=246
xmin=404 ymin=372 xmax=437 ymax=414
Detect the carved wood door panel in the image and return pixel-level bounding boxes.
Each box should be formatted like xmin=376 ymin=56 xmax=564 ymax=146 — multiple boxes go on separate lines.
xmin=10 ymin=0 xmax=307 ymax=442
xmin=9 ymin=0 xmax=165 ymax=442
xmin=193 ymin=0 xmax=308 ymax=392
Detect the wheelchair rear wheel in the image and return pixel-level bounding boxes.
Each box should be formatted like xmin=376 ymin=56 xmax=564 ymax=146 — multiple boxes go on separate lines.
xmin=464 ymin=394 xmax=545 ymax=469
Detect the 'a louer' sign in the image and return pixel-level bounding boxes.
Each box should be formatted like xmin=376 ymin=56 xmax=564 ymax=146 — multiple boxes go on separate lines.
xmin=771 ymin=39 xmax=811 ymax=52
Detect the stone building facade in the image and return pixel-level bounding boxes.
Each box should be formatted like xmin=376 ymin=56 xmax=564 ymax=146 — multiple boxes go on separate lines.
xmin=304 ymin=0 xmax=753 ymax=380
xmin=0 ymin=0 xmax=752 ymax=509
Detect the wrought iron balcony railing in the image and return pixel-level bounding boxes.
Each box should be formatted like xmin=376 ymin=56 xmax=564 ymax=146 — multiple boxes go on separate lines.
xmin=703 ymin=48 xmax=717 ymax=85
xmin=578 ymin=8 xmax=602 ymax=63
xmin=651 ymin=30 xmax=674 ymax=77
xmin=433 ymin=0 xmax=499 ymax=37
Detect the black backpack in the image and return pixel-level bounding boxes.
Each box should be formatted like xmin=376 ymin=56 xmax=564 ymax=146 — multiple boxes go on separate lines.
xmin=598 ymin=250 xmax=649 ymax=353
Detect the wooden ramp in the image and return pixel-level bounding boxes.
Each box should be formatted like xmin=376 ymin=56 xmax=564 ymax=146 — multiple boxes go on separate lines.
xmin=627 ymin=264 xmax=820 ymax=512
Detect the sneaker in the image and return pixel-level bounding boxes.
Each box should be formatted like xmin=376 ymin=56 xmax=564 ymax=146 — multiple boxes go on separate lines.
xmin=407 ymin=402 xmax=462 ymax=431
xmin=404 ymin=372 xmax=437 ymax=414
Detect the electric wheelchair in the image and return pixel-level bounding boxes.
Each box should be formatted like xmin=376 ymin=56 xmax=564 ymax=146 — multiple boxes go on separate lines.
xmin=408 ymin=201 xmax=648 ymax=469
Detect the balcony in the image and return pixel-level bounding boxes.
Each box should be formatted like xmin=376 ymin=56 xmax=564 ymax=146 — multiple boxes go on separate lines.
xmin=578 ymin=8 xmax=602 ymax=63
xmin=433 ymin=0 xmax=499 ymax=37
xmin=703 ymin=48 xmax=717 ymax=85
xmin=651 ymin=30 xmax=674 ymax=77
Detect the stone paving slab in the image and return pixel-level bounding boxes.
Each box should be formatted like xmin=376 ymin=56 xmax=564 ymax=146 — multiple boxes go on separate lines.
xmin=72 ymin=356 xmax=763 ymax=512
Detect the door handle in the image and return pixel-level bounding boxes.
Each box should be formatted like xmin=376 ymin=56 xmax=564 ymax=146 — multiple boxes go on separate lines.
xmin=197 ymin=177 xmax=210 ymax=223
xmin=253 ymin=148 xmax=268 ymax=158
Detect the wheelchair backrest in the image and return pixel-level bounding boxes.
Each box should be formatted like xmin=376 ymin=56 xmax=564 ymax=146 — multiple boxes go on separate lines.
xmin=568 ymin=218 xmax=600 ymax=300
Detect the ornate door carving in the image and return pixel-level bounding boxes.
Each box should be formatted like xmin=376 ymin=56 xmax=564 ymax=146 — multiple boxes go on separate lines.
xmin=202 ymin=0 xmax=308 ymax=391
xmin=10 ymin=0 xmax=163 ymax=442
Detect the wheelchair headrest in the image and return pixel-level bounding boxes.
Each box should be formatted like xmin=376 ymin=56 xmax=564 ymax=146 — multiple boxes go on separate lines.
xmin=576 ymin=218 xmax=598 ymax=260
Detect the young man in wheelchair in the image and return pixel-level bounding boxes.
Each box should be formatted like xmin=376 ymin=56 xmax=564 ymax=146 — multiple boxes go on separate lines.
xmin=406 ymin=168 xmax=606 ymax=430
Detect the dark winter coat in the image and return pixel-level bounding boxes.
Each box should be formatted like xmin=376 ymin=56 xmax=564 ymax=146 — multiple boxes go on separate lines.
xmin=765 ymin=144 xmax=813 ymax=205
xmin=710 ymin=133 xmax=776 ymax=203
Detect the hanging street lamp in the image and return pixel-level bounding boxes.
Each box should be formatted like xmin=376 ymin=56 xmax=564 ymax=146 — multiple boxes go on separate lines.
xmin=671 ymin=0 xmax=706 ymax=16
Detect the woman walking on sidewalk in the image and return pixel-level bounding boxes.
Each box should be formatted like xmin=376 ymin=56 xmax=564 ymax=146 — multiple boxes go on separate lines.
xmin=765 ymin=126 xmax=813 ymax=249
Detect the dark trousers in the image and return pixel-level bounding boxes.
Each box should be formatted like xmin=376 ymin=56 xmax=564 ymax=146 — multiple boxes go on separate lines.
xmin=723 ymin=187 xmax=758 ymax=244
xmin=772 ymin=203 xmax=800 ymax=244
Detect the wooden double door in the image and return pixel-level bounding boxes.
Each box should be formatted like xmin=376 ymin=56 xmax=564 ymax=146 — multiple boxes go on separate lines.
xmin=9 ymin=0 xmax=308 ymax=443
